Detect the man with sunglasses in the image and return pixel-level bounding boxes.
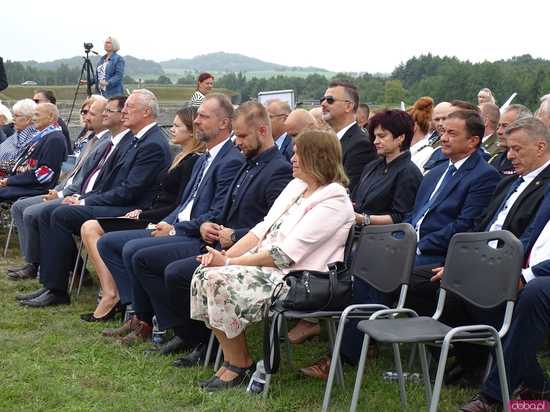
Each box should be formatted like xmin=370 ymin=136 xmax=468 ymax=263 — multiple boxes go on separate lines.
xmin=320 ymin=80 xmax=376 ymax=193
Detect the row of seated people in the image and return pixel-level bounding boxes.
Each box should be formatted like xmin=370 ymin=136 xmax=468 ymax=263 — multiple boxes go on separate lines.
xmin=6 ymin=84 xmax=550 ymax=401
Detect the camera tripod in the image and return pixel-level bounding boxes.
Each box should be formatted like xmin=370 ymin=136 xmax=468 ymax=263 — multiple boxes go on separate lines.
xmin=67 ymin=48 xmax=96 ymax=124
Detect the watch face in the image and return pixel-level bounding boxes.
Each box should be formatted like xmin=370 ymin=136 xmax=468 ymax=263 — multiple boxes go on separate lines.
xmin=231 ymin=232 xmax=237 ymax=242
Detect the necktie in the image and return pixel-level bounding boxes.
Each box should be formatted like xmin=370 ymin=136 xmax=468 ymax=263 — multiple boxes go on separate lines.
xmin=411 ymin=164 xmax=457 ymax=228
xmin=178 ymin=152 xmax=210 ymax=211
xmin=485 ymin=176 xmax=525 ymax=231
xmin=79 ymin=141 xmax=113 ymax=193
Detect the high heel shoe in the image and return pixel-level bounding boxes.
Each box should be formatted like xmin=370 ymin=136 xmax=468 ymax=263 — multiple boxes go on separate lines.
xmin=80 ymin=302 xmax=123 ymax=322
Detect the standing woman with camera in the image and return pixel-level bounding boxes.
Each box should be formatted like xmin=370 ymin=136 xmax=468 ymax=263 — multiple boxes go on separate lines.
xmin=93 ymin=37 xmax=125 ymax=97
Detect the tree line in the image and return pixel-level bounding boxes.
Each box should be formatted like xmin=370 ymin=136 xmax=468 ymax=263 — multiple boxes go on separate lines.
xmin=4 ymin=54 xmax=550 ymax=110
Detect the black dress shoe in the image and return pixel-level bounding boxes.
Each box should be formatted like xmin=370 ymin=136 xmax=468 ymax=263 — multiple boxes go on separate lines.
xmin=80 ymin=302 xmax=122 ymax=322
xmin=7 ymin=263 xmax=38 ymax=280
xmin=445 ymin=363 xmax=484 ymax=388
xmin=203 ymin=363 xmax=255 ymax=392
xmin=173 ymin=343 xmax=212 ymax=368
xmin=15 ymin=287 xmax=47 ymax=301
xmin=8 ymin=263 xmax=32 ymax=273
xmin=144 ymin=335 xmax=192 ymax=356
xmin=20 ymin=290 xmax=70 ymax=307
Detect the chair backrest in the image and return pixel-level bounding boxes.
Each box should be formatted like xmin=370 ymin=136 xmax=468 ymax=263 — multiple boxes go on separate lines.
xmin=441 ymin=230 xmax=523 ymax=309
xmin=350 ymin=223 xmax=417 ymax=293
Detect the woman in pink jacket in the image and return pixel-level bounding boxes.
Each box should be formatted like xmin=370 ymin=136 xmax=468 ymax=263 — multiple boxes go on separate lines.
xmin=190 ymin=128 xmax=355 ymax=392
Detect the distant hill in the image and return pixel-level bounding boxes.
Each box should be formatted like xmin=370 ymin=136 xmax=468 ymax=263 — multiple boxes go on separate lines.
xmin=20 ymin=55 xmax=164 ymax=77
xmin=160 ymin=52 xmax=328 ymax=73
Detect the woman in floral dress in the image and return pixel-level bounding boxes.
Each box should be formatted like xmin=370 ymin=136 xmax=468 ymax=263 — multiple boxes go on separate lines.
xmin=190 ymin=129 xmax=356 ymax=391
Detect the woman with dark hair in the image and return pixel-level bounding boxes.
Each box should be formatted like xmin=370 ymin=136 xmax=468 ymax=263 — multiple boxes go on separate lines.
xmin=79 ymin=105 xmax=204 ymax=322
xmin=190 ymin=73 xmax=214 ymax=107
xmin=300 ymin=109 xmax=423 ymax=380
xmin=190 ymin=129 xmax=355 ymax=391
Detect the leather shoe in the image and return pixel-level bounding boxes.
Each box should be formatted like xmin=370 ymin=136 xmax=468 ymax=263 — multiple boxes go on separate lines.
xmin=144 ymin=335 xmax=191 ymax=355
xmin=119 ymin=320 xmax=153 ymax=346
xmin=15 ymin=287 xmax=47 ymax=301
xmin=287 ymin=320 xmax=321 ymax=344
xmin=459 ymin=393 xmax=502 ymax=411
xmin=299 ymin=356 xmax=331 ymax=380
xmin=444 ymin=363 xmax=484 ymax=388
xmin=173 ymin=343 xmax=210 ymax=368
xmin=7 ymin=263 xmax=37 ymax=281
xmin=102 ymin=315 xmax=140 ymax=337
xmin=20 ymin=290 xmax=70 ymax=307
xmin=203 ymin=363 xmax=255 ymax=392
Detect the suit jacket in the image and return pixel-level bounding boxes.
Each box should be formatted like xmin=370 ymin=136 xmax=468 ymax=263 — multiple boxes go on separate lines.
xmin=164 ymin=138 xmax=244 ymax=237
xmin=81 ymin=125 xmax=172 ymax=208
xmin=410 ymin=150 xmax=501 ymax=265
xmin=424 ymin=147 xmax=491 ymax=173
xmin=251 ymin=178 xmax=355 ymax=273
xmin=92 ymin=52 xmax=125 ymax=97
xmin=520 ymin=186 xmax=550 ymax=276
xmin=340 ymin=123 xmax=377 ymax=193
xmin=475 ymin=163 xmax=550 ymax=237
xmin=216 ymin=146 xmax=292 ymax=241
xmin=279 ymin=133 xmax=294 ymax=162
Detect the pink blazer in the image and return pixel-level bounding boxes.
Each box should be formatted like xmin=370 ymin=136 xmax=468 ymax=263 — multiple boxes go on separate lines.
xmin=251 ymin=178 xmax=355 ymax=273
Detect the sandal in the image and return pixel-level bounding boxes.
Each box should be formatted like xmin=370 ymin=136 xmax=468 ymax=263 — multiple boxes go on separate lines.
xmin=198 ymin=362 xmax=230 ymax=388
xmin=203 ymin=362 xmax=255 ymax=392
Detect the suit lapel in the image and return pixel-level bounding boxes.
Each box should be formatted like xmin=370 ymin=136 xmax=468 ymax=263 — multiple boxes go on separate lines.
xmin=195 ymin=140 xmax=233 ymax=195
xmin=503 ymin=169 xmax=550 ymax=228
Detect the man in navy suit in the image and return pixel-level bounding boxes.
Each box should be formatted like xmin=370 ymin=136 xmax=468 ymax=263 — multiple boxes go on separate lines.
xmin=118 ymin=101 xmax=292 ymax=355
xmin=97 ymin=94 xmax=245 ymax=342
xmin=320 ymin=80 xmax=377 ymax=193
xmin=460 ymin=189 xmax=550 ymax=411
xmin=266 ymin=99 xmax=293 ymax=162
xmin=20 ymin=89 xmax=172 ymax=307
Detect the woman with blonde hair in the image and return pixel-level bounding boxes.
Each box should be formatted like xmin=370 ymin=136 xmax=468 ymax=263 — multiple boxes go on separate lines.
xmin=79 ymin=105 xmax=204 ymax=322
xmin=190 ymin=129 xmax=355 ymax=391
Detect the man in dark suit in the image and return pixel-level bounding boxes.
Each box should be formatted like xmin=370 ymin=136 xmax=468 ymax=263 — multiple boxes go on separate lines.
xmin=96 ymin=94 xmax=245 ymax=342
xmin=20 ymin=89 xmax=172 ymax=307
xmin=119 ymin=101 xmax=292 ymax=354
xmin=0 ymin=103 xmax=67 ymax=200
xmin=460 ymin=190 xmax=550 ymax=411
xmin=266 ymin=99 xmax=293 ymax=162
xmin=8 ymin=96 xmax=111 ymax=281
xmin=320 ymin=80 xmax=377 ymax=193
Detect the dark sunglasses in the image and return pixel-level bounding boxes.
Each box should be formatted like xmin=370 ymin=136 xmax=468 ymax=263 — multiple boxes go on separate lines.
xmin=320 ymin=96 xmax=351 ymax=105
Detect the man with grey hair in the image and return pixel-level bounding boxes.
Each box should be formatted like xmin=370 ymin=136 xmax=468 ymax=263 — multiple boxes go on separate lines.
xmin=480 ymin=102 xmax=500 ymax=155
xmin=536 ymin=94 xmax=550 ymax=129
xmin=20 ymin=89 xmax=172 ymax=307
xmin=0 ymin=102 xmax=67 ymax=201
xmin=265 ymin=99 xmax=293 ymax=162
xmin=489 ymin=104 xmax=533 ymax=176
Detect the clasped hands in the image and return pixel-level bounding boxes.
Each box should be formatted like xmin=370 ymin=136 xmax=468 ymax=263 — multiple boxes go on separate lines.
xmin=197 ymin=246 xmax=229 ymax=268
xmin=200 ymin=222 xmax=235 ymax=248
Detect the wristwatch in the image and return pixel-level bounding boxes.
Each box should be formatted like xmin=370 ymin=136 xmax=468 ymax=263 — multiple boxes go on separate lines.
xmin=169 ymin=227 xmax=176 ymax=236
xmin=230 ymin=231 xmax=237 ymax=243
xmin=362 ymin=213 xmax=371 ymax=225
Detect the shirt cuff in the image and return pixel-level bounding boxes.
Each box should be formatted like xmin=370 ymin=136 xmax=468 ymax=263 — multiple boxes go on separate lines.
xmin=57 ymin=190 xmax=64 ymax=199
xmin=79 ymin=199 xmax=85 ymax=206
xmin=416 ymin=247 xmax=422 ymax=256
xmin=522 ymin=267 xmax=535 ymax=283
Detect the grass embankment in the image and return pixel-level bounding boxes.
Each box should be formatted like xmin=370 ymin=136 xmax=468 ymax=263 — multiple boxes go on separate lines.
xmin=0 ymin=234 xmax=474 ymax=411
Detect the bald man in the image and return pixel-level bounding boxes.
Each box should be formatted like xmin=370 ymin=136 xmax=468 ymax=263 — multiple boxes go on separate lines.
xmin=285 ymin=109 xmax=316 ymax=138
xmin=536 ymin=94 xmax=550 ymax=129
xmin=266 ymin=99 xmax=293 ymax=162
xmin=429 ymin=101 xmax=453 ymax=146
xmin=309 ymin=107 xmax=329 ymax=129
xmin=0 ymin=103 xmax=67 ymax=201
xmin=480 ymin=102 xmax=500 ymax=155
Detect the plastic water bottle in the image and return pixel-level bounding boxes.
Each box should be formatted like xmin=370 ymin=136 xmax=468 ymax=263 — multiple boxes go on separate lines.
xmin=152 ymin=315 xmax=166 ymax=346
xmin=383 ymin=371 xmax=421 ymax=383
xmin=247 ymin=360 xmax=266 ymax=394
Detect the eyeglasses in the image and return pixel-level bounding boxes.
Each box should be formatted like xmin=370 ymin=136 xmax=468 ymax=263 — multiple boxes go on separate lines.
xmin=104 ymin=108 xmax=122 ymax=114
xmin=269 ymin=114 xmax=287 ymax=120
xmin=80 ymin=109 xmax=89 ymax=115
xmin=320 ymin=96 xmax=351 ymax=105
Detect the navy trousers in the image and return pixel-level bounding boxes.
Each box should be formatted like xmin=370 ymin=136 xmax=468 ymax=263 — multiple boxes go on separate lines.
xmin=38 ymin=203 xmax=130 ymax=291
xmin=483 ymin=276 xmax=550 ymax=400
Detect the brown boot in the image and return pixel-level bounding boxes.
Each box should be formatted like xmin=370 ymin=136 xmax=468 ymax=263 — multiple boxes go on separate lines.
xmin=119 ymin=320 xmax=153 ymax=346
xmin=102 ymin=315 xmax=140 ymax=337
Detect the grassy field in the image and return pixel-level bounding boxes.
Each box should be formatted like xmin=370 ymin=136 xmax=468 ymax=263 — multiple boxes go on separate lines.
xmin=0 ymin=229 xmax=479 ymax=412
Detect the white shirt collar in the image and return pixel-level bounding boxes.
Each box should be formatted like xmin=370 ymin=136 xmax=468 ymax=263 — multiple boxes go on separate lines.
xmin=521 ymin=159 xmax=550 ymax=182
xmin=95 ymin=129 xmax=110 ymax=140
xmin=275 ymin=133 xmax=287 ymax=149
xmin=336 ymin=121 xmax=357 ymax=141
xmin=449 ymin=154 xmax=471 ymax=171
xmin=134 ymin=122 xmax=157 ymax=139
xmin=207 ymin=136 xmax=230 ymax=161
xmin=111 ymin=129 xmax=129 ymax=146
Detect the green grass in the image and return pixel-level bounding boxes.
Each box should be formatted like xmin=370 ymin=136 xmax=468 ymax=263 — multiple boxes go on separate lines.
xmin=0 ymin=238 xmax=477 ymax=411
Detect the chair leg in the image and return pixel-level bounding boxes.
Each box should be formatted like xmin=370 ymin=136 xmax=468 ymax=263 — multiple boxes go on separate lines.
xmin=322 ymin=315 xmax=349 ymax=412
xmin=429 ymin=339 xmax=451 ymax=412
xmin=75 ymin=252 xmax=88 ymax=299
xmin=263 ymin=313 xmax=283 ymax=399
xmin=495 ymin=339 xmax=511 ymax=412
xmin=349 ymin=334 xmax=370 ymax=412
xmin=392 ymin=343 xmax=408 ymax=408
xmin=326 ymin=319 xmax=344 ymax=387
xmin=282 ymin=316 xmax=293 ymax=369
xmin=203 ymin=332 xmax=215 ymax=368
xmin=418 ymin=343 xmax=432 ymax=409
xmin=68 ymin=239 xmax=83 ymax=295
xmin=3 ymin=217 xmax=14 ymax=258
xmin=408 ymin=343 xmax=417 ymax=371
xmin=483 ymin=353 xmax=494 ymax=383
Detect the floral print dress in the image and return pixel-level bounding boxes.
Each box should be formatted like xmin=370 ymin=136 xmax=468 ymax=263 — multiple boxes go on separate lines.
xmin=190 ymin=196 xmax=305 ymax=339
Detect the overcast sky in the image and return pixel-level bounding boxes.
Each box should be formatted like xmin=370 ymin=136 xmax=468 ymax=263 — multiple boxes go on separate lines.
xmin=3 ymin=0 xmax=548 ymax=73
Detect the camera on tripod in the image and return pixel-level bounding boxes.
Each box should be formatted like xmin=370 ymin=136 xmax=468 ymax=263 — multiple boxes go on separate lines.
xmin=83 ymin=42 xmax=94 ymax=53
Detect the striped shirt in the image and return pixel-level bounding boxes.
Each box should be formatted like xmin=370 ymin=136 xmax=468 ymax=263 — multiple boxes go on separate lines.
xmin=190 ymin=90 xmax=205 ymax=107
